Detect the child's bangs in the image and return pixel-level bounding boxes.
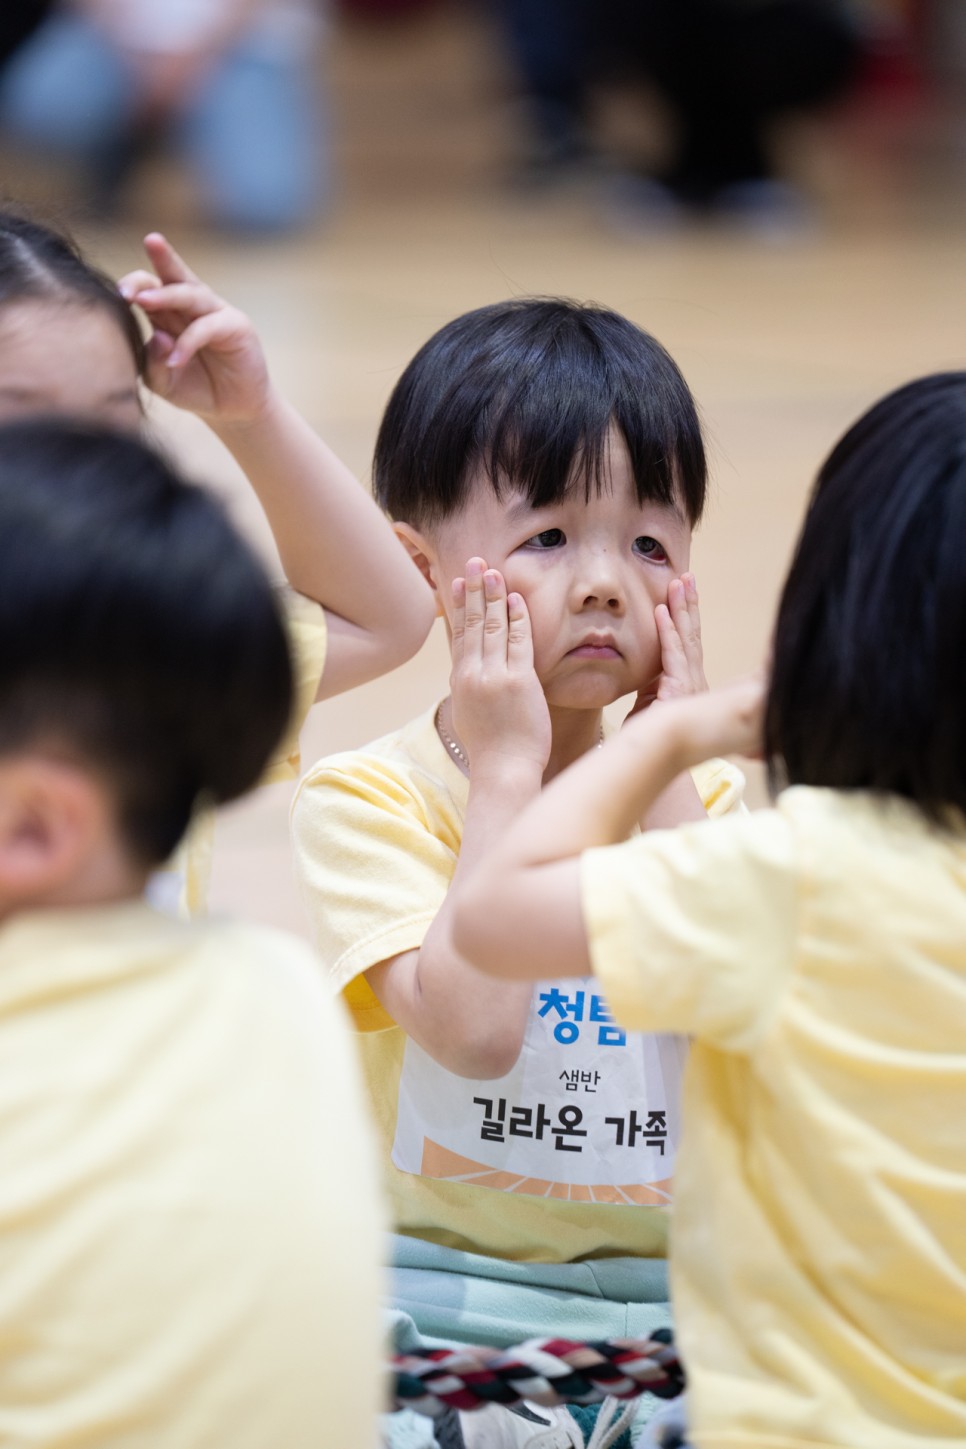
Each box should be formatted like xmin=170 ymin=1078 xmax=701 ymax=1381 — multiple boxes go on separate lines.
xmin=478 ymin=386 xmax=697 ymax=520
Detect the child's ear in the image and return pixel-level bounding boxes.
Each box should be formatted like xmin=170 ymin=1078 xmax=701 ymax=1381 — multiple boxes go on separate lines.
xmin=0 ymin=757 xmax=102 ymax=905
xmin=393 ymin=523 xmax=445 ymax=617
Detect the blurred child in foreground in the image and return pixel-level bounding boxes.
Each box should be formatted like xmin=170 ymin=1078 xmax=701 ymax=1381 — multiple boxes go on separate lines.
xmin=0 ymin=421 xmax=384 ymax=1448
xmin=453 ymin=374 xmax=966 ymax=1449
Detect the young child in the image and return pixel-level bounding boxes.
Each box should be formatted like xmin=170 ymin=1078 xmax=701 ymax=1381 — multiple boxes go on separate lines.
xmin=0 ymin=420 xmax=384 ymax=1447
xmin=0 ymin=209 xmax=434 ymax=910
xmin=451 ymin=372 xmax=966 ymax=1449
xmin=0 ymin=208 xmax=145 ymax=429
xmin=292 ymin=300 xmax=744 ymax=1445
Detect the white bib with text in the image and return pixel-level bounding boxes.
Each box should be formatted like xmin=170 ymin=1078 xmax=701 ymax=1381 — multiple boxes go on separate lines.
xmin=392 ymin=978 xmax=686 ymax=1205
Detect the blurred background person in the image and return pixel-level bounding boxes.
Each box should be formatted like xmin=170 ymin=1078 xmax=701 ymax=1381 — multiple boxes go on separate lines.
xmin=0 ymin=1 xmax=53 ymax=71
xmin=0 ymin=0 xmax=328 ymax=232
xmin=493 ymin=0 xmax=861 ymax=224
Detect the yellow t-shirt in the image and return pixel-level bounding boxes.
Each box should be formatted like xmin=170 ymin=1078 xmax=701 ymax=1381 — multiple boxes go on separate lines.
xmin=292 ymin=705 xmax=743 ymax=1264
xmin=0 ymin=900 xmax=384 ymax=1449
xmin=582 ymin=786 xmax=966 ymax=1449
xmin=151 ymin=588 xmax=328 ymax=917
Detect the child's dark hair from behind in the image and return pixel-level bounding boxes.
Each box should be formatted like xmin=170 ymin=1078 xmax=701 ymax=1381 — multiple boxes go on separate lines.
xmin=0 ymin=209 xmax=145 ymax=374
xmin=0 ymin=421 xmax=292 ymax=866
xmin=766 ymin=371 xmax=966 ymax=822
xmin=373 ymin=297 xmax=707 ymax=528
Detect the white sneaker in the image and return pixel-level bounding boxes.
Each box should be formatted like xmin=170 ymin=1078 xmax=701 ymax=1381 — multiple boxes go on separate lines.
xmin=457 ymin=1402 xmax=585 ymax=1448
xmin=638 ymin=1393 xmax=689 ymax=1447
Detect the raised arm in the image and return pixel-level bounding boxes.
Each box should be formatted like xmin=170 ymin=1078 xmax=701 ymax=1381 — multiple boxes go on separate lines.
xmin=366 ymin=560 xmax=551 ymax=1078
xmin=119 ymin=234 xmax=435 ymax=699
xmin=451 ymin=677 xmax=765 ymax=985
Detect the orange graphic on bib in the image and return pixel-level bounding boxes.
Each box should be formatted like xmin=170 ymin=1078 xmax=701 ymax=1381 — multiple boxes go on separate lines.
xmin=421 ymin=1138 xmax=673 ymax=1206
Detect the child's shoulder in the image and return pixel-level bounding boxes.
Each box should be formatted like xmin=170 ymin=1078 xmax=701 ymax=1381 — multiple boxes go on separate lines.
xmin=0 ymin=904 xmax=333 ymax=1043
xmin=775 ymin=784 xmax=966 ymax=879
xmin=180 ymin=913 xmax=326 ymax=1003
xmin=296 ymin=703 xmax=461 ymax=802
xmin=187 ymin=914 xmax=368 ymax=1058
xmin=292 ymin=702 xmax=466 ymax=852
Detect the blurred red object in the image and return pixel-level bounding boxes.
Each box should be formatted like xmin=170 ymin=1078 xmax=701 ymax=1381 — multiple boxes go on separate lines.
xmin=852 ymin=1 xmax=928 ymax=104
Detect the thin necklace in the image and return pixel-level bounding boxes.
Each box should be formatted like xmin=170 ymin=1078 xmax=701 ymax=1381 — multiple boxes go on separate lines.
xmin=435 ymin=701 xmax=603 ymax=772
xmin=435 ymin=702 xmax=469 ymax=769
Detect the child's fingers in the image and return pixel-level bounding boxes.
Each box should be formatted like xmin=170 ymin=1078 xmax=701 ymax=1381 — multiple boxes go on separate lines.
xmin=682 ymin=572 xmax=702 ymax=643
xmin=143 ymin=231 xmax=200 ymax=285
xmin=144 ymin=328 xmax=177 ymax=375
xmin=165 ymin=311 xmax=241 ymax=368
xmin=506 ymin=592 xmax=535 ymax=673
xmin=666 ymin=576 xmax=693 ymax=639
xmin=461 ymin=557 xmax=487 ymax=659
xmin=118 ymin=274 xmax=193 ymax=346
xmin=141 ymin=330 xmax=178 ymax=397
xmin=146 ymin=328 xmax=175 ymax=359
xmin=667 ymin=574 xmax=705 ymax=678
xmin=450 ymin=577 xmax=466 ymax=668
xmin=117 ymin=269 xmax=161 ymax=301
xmin=656 ymin=600 xmax=682 ymax=653
xmin=682 ymin=574 xmax=708 ymax=689
xmin=129 ymin=280 xmax=223 ymax=323
xmin=482 ymin=569 xmax=508 ymax=661
xmin=656 ymin=601 xmax=688 ymax=676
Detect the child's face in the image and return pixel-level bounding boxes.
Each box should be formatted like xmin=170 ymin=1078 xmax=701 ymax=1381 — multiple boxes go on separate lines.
xmin=429 ymin=430 xmax=693 ymax=709
xmin=0 ymin=301 xmax=141 ymax=431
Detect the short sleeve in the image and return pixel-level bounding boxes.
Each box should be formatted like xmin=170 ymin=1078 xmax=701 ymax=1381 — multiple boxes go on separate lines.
xmin=581 ymin=808 xmax=799 ymax=1051
xmin=691 ymin=756 xmax=746 ymax=818
xmin=291 ymin=755 xmax=459 ymax=1030
xmin=147 ymin=808 xmax=216 ymax=919
xmin=263 ymin=588 xmax=328 ymax=785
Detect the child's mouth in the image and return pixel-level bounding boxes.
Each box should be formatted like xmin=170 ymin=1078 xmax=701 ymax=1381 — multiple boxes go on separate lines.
xmin=567 ymin=640 xmax=621 ymax=660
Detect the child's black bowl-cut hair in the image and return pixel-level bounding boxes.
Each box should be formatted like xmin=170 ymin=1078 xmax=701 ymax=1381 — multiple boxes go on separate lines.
xmin=374 ymin=297 xmax=706 ymax=529
xmin=0 ymin=421 xmax=293 ymax=865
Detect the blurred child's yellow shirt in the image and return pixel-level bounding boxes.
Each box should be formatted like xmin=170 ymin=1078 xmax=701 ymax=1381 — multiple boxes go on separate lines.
xmin=152 ymin=589 xmax=327 ymax=916
xmin=292 ymin=705 xmax=743 ymax=1264
xmin=581 ymin=786 xmax=966 ymax=1449
xmin=0 ymin=900 xmax=384 ymax=1449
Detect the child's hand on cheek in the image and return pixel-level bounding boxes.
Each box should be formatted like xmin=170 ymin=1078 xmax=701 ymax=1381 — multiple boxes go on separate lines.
xmin=118 ymin=233 xmax=271 ymax=425
xmin=450 ymin=558 xmax=551 ymax=777
xmin=627 ymin=572 xmax=707 ymax=721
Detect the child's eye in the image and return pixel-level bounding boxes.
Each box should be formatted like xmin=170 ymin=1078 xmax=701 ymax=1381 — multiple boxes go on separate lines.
xmin=634 ymin=536 xmax=669 ymax=563
xmin=523 ymin=528 xmax=566 ymax=550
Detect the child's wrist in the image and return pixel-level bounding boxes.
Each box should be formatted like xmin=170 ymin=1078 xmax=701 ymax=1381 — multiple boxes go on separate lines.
xmin=666 ymin=694 xmax=725 ymax=769
xmin=627 ymin=694 xmax=706 ymax=774
xmin=207 ymin=382 xmax=280 ymax=435
xmin=468 ymin=749 xmax=545 ymax=791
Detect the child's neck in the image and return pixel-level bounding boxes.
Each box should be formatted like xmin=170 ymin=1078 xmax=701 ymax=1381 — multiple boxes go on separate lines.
xmin=544 ymin=706 xmax=604 ymax=784
xmin=0 ymin=844 xmax=149 ymax=926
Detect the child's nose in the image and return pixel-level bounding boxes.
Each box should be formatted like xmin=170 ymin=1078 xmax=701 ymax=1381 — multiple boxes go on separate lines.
xmin=575 ymin=551 xmax=624 ymax=611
